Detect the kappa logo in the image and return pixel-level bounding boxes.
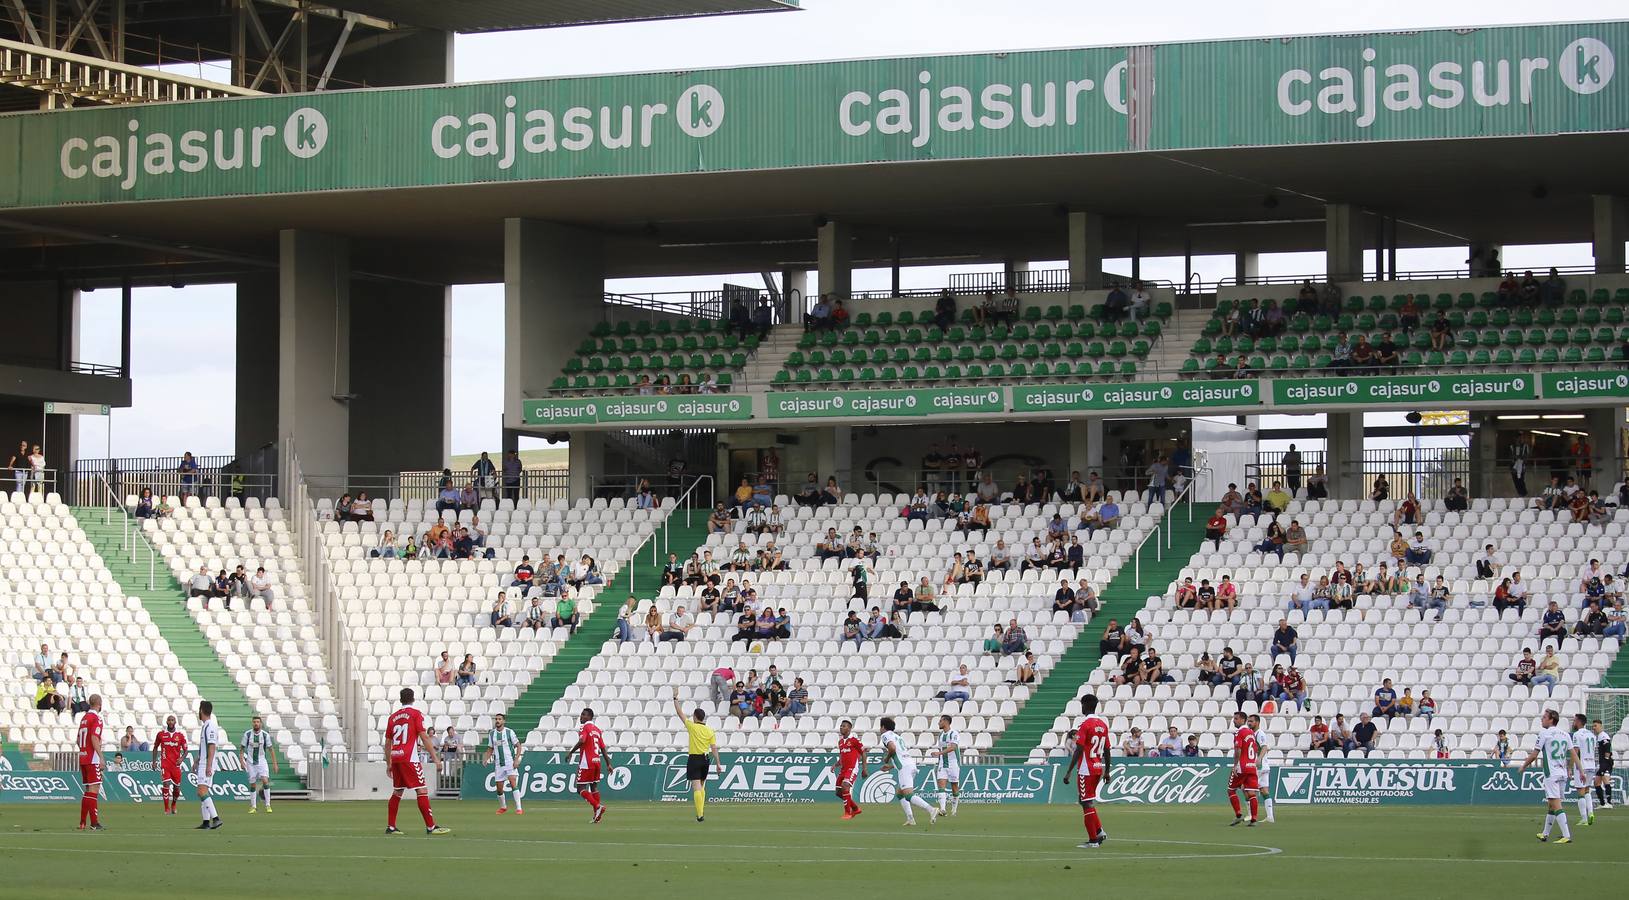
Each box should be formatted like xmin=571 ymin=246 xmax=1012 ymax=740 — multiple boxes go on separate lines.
xmin=1560 ymin=38 xmax=1614 ymax=95
xmin=606 ymin=766 xmax=633 ymax=791
xmin=284 ymin=108 xmax=328 ymax=158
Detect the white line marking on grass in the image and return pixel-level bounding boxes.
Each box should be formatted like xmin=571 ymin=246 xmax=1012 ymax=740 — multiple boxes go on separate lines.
xmin=1289 ymin=854 xmax=1629 ymax=867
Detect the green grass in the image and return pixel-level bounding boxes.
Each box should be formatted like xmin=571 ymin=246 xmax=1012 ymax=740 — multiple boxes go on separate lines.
xmin=0 ymin=800 xmax=1621 ymax=898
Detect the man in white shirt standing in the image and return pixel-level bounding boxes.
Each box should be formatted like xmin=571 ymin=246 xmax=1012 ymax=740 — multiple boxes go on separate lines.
xmin=242 ymin=715 xmax=279 ymax=814
xmin=193 ymin=700 xmax=224 ymax=830
xmin=1519 ymin=708 xmax=1577 ymax=843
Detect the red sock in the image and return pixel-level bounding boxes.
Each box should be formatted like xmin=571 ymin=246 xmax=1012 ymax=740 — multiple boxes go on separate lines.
xmin=79 ymin=794 xmax=91 ymax=826
xmin=89 ymin=796 xmax=99 ymax=826
xmin=580 ymin=788 xmax=596 ymax=809
xmin=1083 ymin=807 xmax=1102 ymax=839
xmin=591 ymin=790 xmax=603 ymax=809
xmin=1248 ymin=794 xmax=1259 ymax=821
xmin=416 ymin=794 xmax=435 ymax=827
xmin=387 ymin=794 xmax=401 ymax=828
xmin=1228 ymin=790 xmax=1241 ymax=816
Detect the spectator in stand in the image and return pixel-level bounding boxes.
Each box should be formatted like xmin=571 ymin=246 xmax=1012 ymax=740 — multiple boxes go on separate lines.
xmin=1204 ymin=509 xmax=1228 ymax=550
xmin=830 ymin=300 xmax=849 ymax=330
xmin=512 ymin=554 xmax=541 ymax=594
xmin=1443 ymin=479 xmax=1469 ymax=514
xmin=1352 ymin=713 xmax=1379 ymax=757
xmin=1234 ymin=663 xmax=1268 ymax=709
xmin=944 ymin=665 xmax=973 ymax=703
xmin=1274 ymin=665 xmax=1309 ymax=710
xmin=1098 ymin=619 xmax=1124 ymax=656
xmin=1405 ymin=531 xmax=1434 ymax=566
xmin=1531 ymin=647 xmax=1562 ymax=695
xmin=1214 ymin=647 xmax=1242 ymax=686
xmin=371 ymin=529 xmax=400 ymax=559
xmin=1000 ymin=619 xmax=1030 ymax=655
xmin=784 ymin=678 xmax=811 ymax=718
xmin=1372 ymin=678 xmax=1399 ymax=719
xmin=1429 ymin=310 xmax=1453 ymax=351
xmin=502 ymin=450 xmax=523 ymax=501
xmin=1476 ymin=544 xmax=1503 ymax=580
xmin=841 ymin=610 xmax=864 ymax=647
xmin=708 ymin=502 xmax=732 ymax=533
xmin=1539 ymin=600 xmax=1568 ymax=646
xmin=30 ymin=643 xmax=52 ymax=684
xmin=134 ymin=488 xmax=155 ymax=518
xmin=1121 ymin=728 xmax=1148 ymax=757
xmin=247 ymin=567 xmax=276 ymax=608
xmin=1271 ymin=618 xmax=1298 ymax=664
xmin=176 ymin=451 xmax=199 ymax=499
xmin=1141 ymin=646 xmax=1173 ymax=683
xmin=1195 ymin=653 xmax=1221 ymax=685
xmin=455 ymin=654 xmax=478 ymax=694
xmin=1264 ymin=482 xmax=1291 ymax=515
xmin=526 ymin=598 xmax=548 ymax=633
xmin=1605 ymin=597 xmax=1627 ymax=645
xmin=1309 ymin=716 xmax=1336 ymax=756
xmin=805 ymin=294 xmax=832 ymax=330
xmin=1215 ymin=575 xmax=1238 ymax=612
xmin=1284 ymin=519 xmax=1309 ymax=558
xmin=350 ymin=491 xmax=375 ymax=522
xmin=212 ymin=570 xmax=234 ymax=610
xmin=1396 ymin=687 xmax=1416 ymax=718
xmin=434 ymin=651 xmax=455 ymax=685
xmin=1416 ymin=690 xmax=1438 ymax=723
xmin=490 ymin=593 xmax=513 ymax=631
xmin=1509 ymin=648 xmax=1538 ymax=686
xmin=1393 ymin=492 xmax=1422 ymax=529
xmin=70 ymin=677 xmax=90 ymax=714
xmin=660 ymin=605 xmax=694 ymax=643
xmin=1576 ymin=600 xmax=1609 ymax=639
xmin=187 ymin=565 xmax=221 ymax=608
xmin=1112 ymin=647 xmax=1145 ymax=686
xmin=1255 ymin=518 xmax=1286 ymax=561
xmin=551 ymin=591 xmax=580 ymax=634
xmin=1370 ymin=474 xmax=1391 ymax=505
xmin=434 ymin=481 xmax=461 ymax=514
xmin=1121 ymin=617 xmax=1147 ymax=654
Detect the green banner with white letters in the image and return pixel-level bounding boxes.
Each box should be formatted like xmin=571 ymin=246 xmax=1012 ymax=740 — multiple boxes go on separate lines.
xmin=1011 ymin=379 xmax=1260 ymax=412
xmin=1271 ymin=373 xmax=1538 ymax=407
xmin=767 ymin=387 xmax=1004 ymax=419
xmin=523 ymin=395 xmax=751 ymax=425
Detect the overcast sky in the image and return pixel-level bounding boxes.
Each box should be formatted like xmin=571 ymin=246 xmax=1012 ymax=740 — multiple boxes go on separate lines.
xmin=73 ymin=0 xmax=1625 ymax=460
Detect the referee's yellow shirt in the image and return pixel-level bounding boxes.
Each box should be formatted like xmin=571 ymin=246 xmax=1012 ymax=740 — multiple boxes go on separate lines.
xmin=684 ymin=720 xmax=716 ymax=754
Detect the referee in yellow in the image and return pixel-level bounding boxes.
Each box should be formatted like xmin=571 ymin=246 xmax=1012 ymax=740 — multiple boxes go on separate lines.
xmin=672 ymin=686 xmax=721 ymax=821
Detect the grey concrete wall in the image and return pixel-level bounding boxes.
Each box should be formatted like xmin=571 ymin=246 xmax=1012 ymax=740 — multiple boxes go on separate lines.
xmin=3 ymin=281 xmax=68 ymax=369
xmin=279 ymin=230 xmax=351 ymax=477
xmin=504 ymin=219 xmax=605 ymax=428
xmin=349 ymin=280 xmax=449 ymax=474
xmin=236 ymin=275 xmax=280 ymax=465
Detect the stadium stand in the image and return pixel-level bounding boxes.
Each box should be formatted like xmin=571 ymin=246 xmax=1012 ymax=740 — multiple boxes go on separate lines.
xmin=1036 ymin=495 xmax=1628 ymax=762
xmin=522 ymin=491 xmax=1169 ymax=759
xmin=111 ymin=496 xmax=340 ymax=778
xmin=314 ymin=496 xmax=668 ymax=755
xmin=1 ymin=492 xmax=204 ymax=759
xmin=551 ymin=316 xmax=762 ymax=394
xmin=1183 ymin=277 xmax=1629 ymax=377
xmin=774 ymin=289 xmax=1176 ymax=387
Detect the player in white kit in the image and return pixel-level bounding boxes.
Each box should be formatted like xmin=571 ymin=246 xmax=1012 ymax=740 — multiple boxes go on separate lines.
xmin=193 ymin=699 xmax=225 ymax=830
xmin=1247 ymin=714 xmax=1275 ymax=824
xmin=879 ymin=716 xmax=937 ymax=826
xmin=1519 ymin=708 xmax=1578 ymax=843
xmin=1570 ymin=713 xmax=1596 ymax=826
xmin=241 ymin=716 xmax=279 ymax=813
xmin=484 ymin=713 xmax=525 ymax=815
xmin=929 ymin=715 xmax=961 ymax=817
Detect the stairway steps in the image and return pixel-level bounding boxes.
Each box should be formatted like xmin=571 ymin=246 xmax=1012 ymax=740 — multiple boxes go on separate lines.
xmin=503 ymin=519 xmax=715 ymax=733
xmin=989 ymin=509 xmax=1213 ymax=757
xmin=70 ymin=508 xmax=303 ymax=790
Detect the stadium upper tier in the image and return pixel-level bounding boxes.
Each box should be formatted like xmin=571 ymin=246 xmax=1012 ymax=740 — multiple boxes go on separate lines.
xmin=553 ymin=317 xmax=761 ymax=394
xmin=1184 ymin=277 xmax=1629 ymax=378
xmin=1038 ymin=496 xmax=1628 ymax=764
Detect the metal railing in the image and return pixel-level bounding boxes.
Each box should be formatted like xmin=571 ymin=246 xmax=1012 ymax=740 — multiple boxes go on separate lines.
xmin=72 ymin=454 xmax=276 ymax=509
xmin=2 ymin=466 xmax=56 ymax=498
xmin=0 ymin=354 xmax=123 ymax=377
xmin=85 ymin=472 xmax=159 ymax=590
xmin=300 ymin=469 xmax=570 ymax=507
xmin=1131 ymin=467 xmax=1206 ymax=591
xmin=945 ymin=269 xmax=1180 ymax=295
xmin=1214 ymin=264 xmax=1603 ymax=290
xmin=284 ymin=443 xmax=367 ymax=754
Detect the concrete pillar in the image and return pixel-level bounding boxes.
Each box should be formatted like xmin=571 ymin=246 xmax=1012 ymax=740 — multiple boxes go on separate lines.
xmin=1585 ymin=406 xmax=1625 ymax=493
xmin=1235 ymin=252 xmax=1259 ymax=285
xmin=782 ymin=269 xmax=809 ymax=320
xmin=1592 ymin=195 xmax=1628 ymax=275
xmin=349 ymin=281 xmax=450 ymax=474
xmin=1324 ymin=203 xmax=1365 ymax=281
xmin=567 ymin=431 xmax=605 ymax=499
xmin=235 ymin=274 xmax=280 ymax=465
xmin=1327 ymin=412 xmax=1364 ymax=499
xmin=278 ymin=230 xmax=350 ymax=478
xmin=1068 ymin=418 xmax=1105 ymax=483
xmin=1468 ymin=413 xmax=1498 ymax=500
xmin=504 ymin=219 xmax=606 ymax=430
xmin=815 ymin=426 xmax=852 ymax=488
xmin=817 ymin=221 xmax=852 ymax=300
xmin=1067 ymin=211 xmax=1105 ymax=290
xmin=1004 ymin=259 xmax=1030 ymax=291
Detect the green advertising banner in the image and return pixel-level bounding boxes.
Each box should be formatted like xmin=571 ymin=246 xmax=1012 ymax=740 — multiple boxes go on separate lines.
xmin=767 ymin=388 xmax=1004 ymax=420
xmin=1271 ymin=373 xmax=1538 ymax=407
xmin=0 ymin=767 xmax=252 ymax=803
xmin=4 ymin=22 xmax=1623 ymax=208
xmin=1012 ymin=380 xmax=1259 ymax=413
xmin=524 ymin=395 xmax=751 ymax=426
xmin=1541 ymin=370 xmax=1629 ymax=400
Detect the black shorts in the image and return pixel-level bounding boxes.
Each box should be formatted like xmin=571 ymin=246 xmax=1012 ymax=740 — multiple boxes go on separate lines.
xmin=1600 ymin=762 xmax=1613 ymax=775
xmin=686 ymin=754 xmax=710 ymax=781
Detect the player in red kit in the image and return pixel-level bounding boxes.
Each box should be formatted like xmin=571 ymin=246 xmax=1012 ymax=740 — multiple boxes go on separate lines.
xmin=834 ymin=719 xmax=868 ymax=819
xmin=569 ymin=707 xmax=609 ymax=823
xmin=1062 ymin=694 xmax=1109 ymax=848
xmin=150 ymin=715 xmax=188 ymax=815
xmin=384 ymin=688 xmax=451 ymax=835
xmin=76 ymin=694 xmax=105 ymax=830
xmin=1227 ymin=710 xmax=1260 ymax=826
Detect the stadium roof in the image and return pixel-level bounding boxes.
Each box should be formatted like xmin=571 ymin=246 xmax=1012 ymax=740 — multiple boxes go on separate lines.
xmin=315 ymin=0 xmax=800 ymax=33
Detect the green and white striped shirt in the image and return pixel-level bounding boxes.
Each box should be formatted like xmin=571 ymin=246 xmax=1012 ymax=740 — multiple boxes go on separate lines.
xmin=242 ymin=729 xmax=273 ymax=764
xmin=490 ymin=727 xmax=520 ymax=769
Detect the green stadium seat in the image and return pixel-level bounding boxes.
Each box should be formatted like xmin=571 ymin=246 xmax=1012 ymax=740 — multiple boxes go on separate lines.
xmin=1493 ymin=349 xmax=1513 ymax=365
xmin=853 ymin=312 xmax=872 ymax=328
xmin=1074 ymin=362 xmax=1094 ymax=376
xmin=1181 ymin=359 xmax=1199 ymax=374
xmin=1448 ymin=350 xmax=1468 ymax=366
xmin=1067 ymin=304 xmax=1087 ymax=321
xmin=897 ymin=311 xmax=915 ymax=326
xmin=1538 ymin=348 xmax=1559 ymax=364
xmin=1586 ymin=347 xmax=1606 ymax=363
xmin=572 ymin=375 xmax=590 ymax=389
xmin=1110 ymin=341 xmax=1130 ymax=358
xmin=922 ymin=365 xmax=941 ymax=379
xmin=550 ymin=376 xmax=568 ymax=390
xmin=1086 ymin=342 xmax=1105 ymax=358
xmin=1563 ymin=347 xmax=1583 ymax=363
xmin=772 ymin=371 xmax=790 ymax=385
xmin=1581 ymin=307 xmax=1602 ymax=325
xmin=1023 ymin=307 xmax=1042 ymax=323
xmin=986 ymin=363 xmax=1005 ymax=378
xmin=1097 ymin=361 xmax=1117 ymax=376
xmin=1045 ymin=306 xmax=1064 ymax=321
xmin=1516 ymin=348 xmax=1536 ymax=364
xmin=590 ymin=322 xmax=612 ymax=338
xmin=1035 ymin=323 xmax=1053 ymax=340
xmin=1425 ymin=352 xmax=1445 ymax=367
xmin=862 ymin=329 xmax=880 ymax=346
xmin=795 ymin=369 xmax=813 ymax=384
xmin=936 ymin=346 xmax=954 ymax=363
xmin=858 ymin=367 xmax=877 ymax=382
xmin=1029 ymin=362 xmax=1048 ymax=377
xmin=1291 ymin=354 xmax=1310 ymax=369
xmin=1056 ymin=323 xmax=1076 ymax=340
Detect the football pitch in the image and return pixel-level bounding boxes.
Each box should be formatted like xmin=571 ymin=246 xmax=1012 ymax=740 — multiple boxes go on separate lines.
xmin=0 ymin=800 xmax=1622 ymax=899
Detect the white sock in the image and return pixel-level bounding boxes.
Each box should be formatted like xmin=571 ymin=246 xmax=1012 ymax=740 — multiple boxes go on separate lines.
xmin=249 ymin=789 xmax=258 ymax=810
xmin=899 ymin=798 xmax=914 ymax=819
xmin=910 ymin=794 xmax=935 ymax=813
xmin=1556 ymin=809 xmax=1571 ymax=838
xmin=1542 ymin=810 xmax=1554 ymax=836
xmin=1578 ymin=795 xmax=1591 ymax=821
xmin=263 ymin=788 xmax=272 ymax=807
xmin=201 ymin=797 xmax=216 ymax=820
xmin=938 ymin=793 xmax=947 ymax=812
xmin=511 ymin=790 xmax=522 ymax=811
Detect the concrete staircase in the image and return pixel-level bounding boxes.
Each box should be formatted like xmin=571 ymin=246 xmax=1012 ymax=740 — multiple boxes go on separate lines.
xmin=989 ymin=511 xmax=1213 ymax=758
xmin=1137 ymin=306 xmax=1209 ymax=382
xmin=740 ymin=325 xmax=805 ymax=391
